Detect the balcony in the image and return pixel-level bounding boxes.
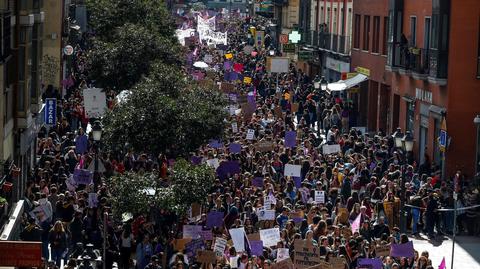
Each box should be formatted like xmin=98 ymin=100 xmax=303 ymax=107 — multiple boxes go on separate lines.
xmin=319 ymin=32 xmax=350 ymax=55
xmin=395 ymin=47 xmax=430 ymax=79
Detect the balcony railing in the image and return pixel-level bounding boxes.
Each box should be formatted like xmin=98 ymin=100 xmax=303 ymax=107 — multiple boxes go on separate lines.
xmin=318 ymin=32 xmax=350 ymax=54
xmin=397 ymin=47 xmax=430 ymax=75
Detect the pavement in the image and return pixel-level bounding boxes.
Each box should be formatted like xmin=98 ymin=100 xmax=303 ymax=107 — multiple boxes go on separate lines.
xmin=410 ymin=235 xmax=480 ymax=269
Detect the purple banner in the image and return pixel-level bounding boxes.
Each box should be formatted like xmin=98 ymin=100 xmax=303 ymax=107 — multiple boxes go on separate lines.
xmin=209 ymin=139 xmax=224 ymax=149
xmin=206 ymin=211 xmax=224 ymax=228
xmin=229 ymin=143 xmax=242 ymax=153
xmin=390 ymin=241 xmax=415 ymax=258
xmin=75 ymin=135 xmax=88 ymax=154
xmin=293 ymin=177 xmax=302 ymax=188
xmin=249 ymin=240 xmax=263 ymax=256
xmin=252 ymin=177 xmax=264 ymax=188
xmin=285 ymin=131 xmax=297 ymax=148
xmin=358 ymin=258 xmax=383 ymax=269
xmin=216 ymin=160 xmax=241 ymax=180
xmin=73 ymin=169 xmax=93 ymax=185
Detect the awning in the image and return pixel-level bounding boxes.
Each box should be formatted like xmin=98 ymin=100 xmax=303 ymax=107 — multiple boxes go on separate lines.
xmin=327 ymin=73 xmax=368 ymax=92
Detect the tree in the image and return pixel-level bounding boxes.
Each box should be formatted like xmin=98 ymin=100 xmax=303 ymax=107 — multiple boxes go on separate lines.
xmin=101 ymin=73 xmax=227 ymax=157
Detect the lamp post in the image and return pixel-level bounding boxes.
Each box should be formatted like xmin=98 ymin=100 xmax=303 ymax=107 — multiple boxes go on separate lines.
xmin=92 ymin=121 xmax=102 ymax=186
xmin=102 ymin=207 xmax=109 ymax=269
xmin=474 ymin=115 xmax=480 ymax=178
xmin=320 ymin=76 xmax=329 ymax=94
xmin=313 ymin=75 xmax=320 ymax=91
xmin=399 ymin=131 xmax=414 ymax=233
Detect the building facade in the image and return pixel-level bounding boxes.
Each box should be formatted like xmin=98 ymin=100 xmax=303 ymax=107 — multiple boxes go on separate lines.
xmin=352 ymin=0 xmax=480 ymax=178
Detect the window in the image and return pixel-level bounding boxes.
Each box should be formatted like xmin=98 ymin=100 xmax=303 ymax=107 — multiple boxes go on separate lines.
xmin=410 ymin=16 xmax=417 ymax=46
xmin=353 ymin=14 xmax=361 ymax=48
xmin=431 ymin=15 xmax=438 ymax=49
xmin=320 ymin=7 xmax=324 ymax=24
xmin=4 ymin=86 xmax=12 ymax=122
xmin=372 ymin=16 xmax=380 ymax=53
xmin=424 ymin=17 xmax=431 ymax=49
xmin=333 ymin=8 xmax=337 ymax=34
xmin=326 ymin=8 xmax=331 ymax=31
xmin=382 ymin=16 xmax=389 ymax=55
xmin=363 ymin=15 xmax=370 ymax=50
xmin=478 ymin=17 xmax=480 ymax=77
xmin=406 ymin=101 xmax=415 ymax=135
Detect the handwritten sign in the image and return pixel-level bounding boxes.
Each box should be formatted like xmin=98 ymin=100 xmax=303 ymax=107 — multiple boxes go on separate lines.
xmin=197 ymin=250 xmax=217 ymax=263
xmin=246 ymin=129 xmax=255 ymax=140
xmin=314 ymin=191 xmax=325 ymax=204
xmin=277 ymin=248 xmax=290 ymax=261
xmin=375 ymin=244 xmax=390 ymax=257
xmin=284 ymin=164 xmax=301 ymax=177
xmin=260 ymin=228 xmax=280 ymax=247
xmin=294 ymin=240 xmax=321 ymax=269
xmin=322 ymin=144 xmax=341 ymax=155
xmin=73 ymin=169 xmax=92 ymax=185
xmin=214 ymin=237 xmax=228 ymax=256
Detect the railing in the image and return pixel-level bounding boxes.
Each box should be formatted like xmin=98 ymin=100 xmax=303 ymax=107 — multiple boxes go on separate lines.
xmin=398 ymin=47 xmax=430 ymax=75
xmin=318 ymin=32 xmax=351 ymax=54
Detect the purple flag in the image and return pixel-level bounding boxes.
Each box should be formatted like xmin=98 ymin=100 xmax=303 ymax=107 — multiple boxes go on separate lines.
xmin=224 ymin=61 xmax=232 ymax=70
xmin=190 ymin=156 xmax=202 ymax=165
xmin=293 ymin=177 xmax=302 ymax=188
xmin=285 ymin=131 xmax=297 ymax=148
xmin=252 ymin=177 xmax=264 ymax=188
xmin=75 ymin=135 xmax=88 ymax=154
xmin=390 ymin=241 xmax=415 ymax=258
xmin=209 ymin=139 xmax=224 ymax=149
xmin=206 ymin=211 xmax=224 ymax=228
xmin=358 ymin=258 xmax=383 ymax=269
xmin=229 ymin=143 xmax=242 ymax=153
xmin=249 ymin=240 xmax=263 ymax=256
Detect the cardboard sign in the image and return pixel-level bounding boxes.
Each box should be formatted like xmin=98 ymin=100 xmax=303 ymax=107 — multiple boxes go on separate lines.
xmin=197 ymin=250 xmax=217 ymax=263
xmin=214 ymin=237 xmax=228 ymax=256
xmin=284 ymin=164 xmax=301 ymax=177
xmin=259 ymin=228 xmax=280 ymax=247
xmin=375 ymin=244 xmax=390 ymax=257
xmin=272 ymin=258 xmax=294 ymax=269
xmin=256 ymin=141 xmax=274 ymax=152
xmin=277 ymin=248 xmax=290 ymax=261
xmin=294 ymin=240 xmax=321 ymax=269
xmin=329 ymin=257 xmax=346 ymax=269
xmin=246 ymin=129 xmax=255 ymax=140
xmin=231 ymin=122 xmax=238 ymax=133
xmin=314 ymin=191 xmax=325 ymax=204
xmin=322 ymin=144 xmax=341 ymax=155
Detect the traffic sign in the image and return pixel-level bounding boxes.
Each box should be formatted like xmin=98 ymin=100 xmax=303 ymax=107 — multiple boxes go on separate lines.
xmin=279 ymin=34 xmax=289 ymax=44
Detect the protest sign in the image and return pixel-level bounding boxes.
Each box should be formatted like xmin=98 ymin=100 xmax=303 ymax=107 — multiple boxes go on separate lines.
xmin=206 ymin=211 xmax=224 ymax=228
xmin=185 ymin=238 xmax=205 ymax=258
xmin=230 ymin=256 xmax=239 ymax=268
xmin=88 ymin=193 xmax=98 ymax=208
xmin=200 ymin=230 xmax=213 ymax=241
xmin=375 ymin=244 xmax=390 ymax=257
xmin=250 ymin=240 xmax=263 ymax=256
xmin=257 ymin=209 xmax=275 ymax=221
xmin=322 ymin=144 xmax=341 ymax=155
xmin=196 ymin=250 xmax=217 ymax=264
xmin=284 ymin=164 xmax=301 ymax=177
xmin=314 ymin=191 xmax=325 ymax=204
xmin=329 ymin=257 xmax=346 ymax=269
xmin=294 ymin=240 xmax=321 ymax=269
xmin=174 ymin=238 xmax=192 ymax=251
xmin=256 ymin=141 xmax=274 ymax=152
xmin=390 ymin=241 xmax=414 ymax=258
xmin=231 ymin=122 xmax=238 ymax=133
xmin=209 ymin=140 xmax=224 ymax=149
xmin=268 ymin=57 xmax=289 ymax=73
xmin=259 ymin=228 xmax=280 ymax=247
xmin=246 ymin=129 xmax=255 ymax=140
xmin=247 ymin=233 xmax=261 ymax=241
xmin=252 ymin=177 xmax=264 ymax=188
xmin=277 ymin=248 xmax=290 ymax=261
xmin=264 ymin=194 xmax=276 ymax=209
xmin=73 ymin=169 xmax=92 ymax=185
xmin=214 ymin=237 xmax=228 ymax=256
xmin=229 ymin=143 xmax=242 ymax=153
xmin=216 ymin=161 xmax=241 ymax=180
xmin=183 ymin=225 xmax=203 ymax=239
xmin=271 ymin=258 xmax=294 ymax=269
xmin=289 ymin=211 xmax=305 ymax=224
xmin=206 ymin=158 xmax=220 ymax=169
xmin=284 ymin=131 xmax=296 ymax=148
xmin=229 ymin=228 xmax=246 ymax=252
xmin=83 ymin=88 xmax=107 ymax=118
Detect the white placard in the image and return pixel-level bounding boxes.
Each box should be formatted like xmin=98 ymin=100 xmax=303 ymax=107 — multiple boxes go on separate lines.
xmin=284 ymin=164 xmax=301 ymax=177
xmin=246 ymin=129 xmax=255 ymax=140
xmin=232 ymin=122 xmax=238 ymax=133
xmin=204 ymin=54 xmax=213 ymax=64
xmin=264 ymin=194 xmax=276 ymax=209
xmin=175 ymin=28 xmax=196 ymax=46
xmin=315 ymin=191 xmax=325 ymax=204
xmin=207 ymin=158 xmax=220 ymax=169
xmin=229 ymin=105 xmax=237 ymax=116
xmin=83 ymin=88 xmax=107 ymax=118
xmin=229 ymin=228 xmax=246 ymax=252
xmin=269 ymin=57 xmax=290 ymax=73
xmin=322 ymin=144 xmax=341 ymax=155
xmin=230 ymin=256 xmax=239 ymax=268
xmin=277 ymin=248 xmax=290 ymax=261
xmin=259 ymin=228 xmax=280 ymax=247
xmin=214 ymin=237 xmax=228 ymax=256
xmin=257 ymin=209 xmax=276 ymax=220
xmin=183 ymin=225 xmax=203 ymax=239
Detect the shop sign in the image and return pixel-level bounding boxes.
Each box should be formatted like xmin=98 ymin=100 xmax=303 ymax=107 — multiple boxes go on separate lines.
xmin=326 ymin=57 xmax=350 ymax=73
xmin=282 ymin=43 xmax=296 ymax=53
xmin=346 ymin=72 xmax=357 ymax=79
xmin=298 ymin=51 xmax=313 ymax=61
xmin=355 ymin=66 xmax=371 ymax=76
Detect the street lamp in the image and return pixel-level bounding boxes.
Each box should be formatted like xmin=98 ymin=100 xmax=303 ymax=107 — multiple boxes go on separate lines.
xmin=92 ymin=121 xmax=103 ymax=142
xmin=399 ymin=130 xmax=414 ymax=234
xmin=393 ymin=127 xmax=404 ymax=148
xmin=269 ymin=49 xmax=275 ymax=56
xmin=320 ymin=76 xmax=328 ymax=92
xmin=313 ymin=75 xmax=320 ymax=90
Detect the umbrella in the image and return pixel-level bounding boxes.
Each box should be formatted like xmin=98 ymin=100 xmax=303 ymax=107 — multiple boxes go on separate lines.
xmin=193 ymin=61 xmax=209 ymax=69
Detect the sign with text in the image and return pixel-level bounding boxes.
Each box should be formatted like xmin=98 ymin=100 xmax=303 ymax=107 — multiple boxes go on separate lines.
xmin=294 ymin=240 xmax=321 ymax=269
xmin=44 ymin=98 xmax=57 ymax=125
xmin=260 ymin=228 xmax=280 ymax=247
xmin=83 ymin=88 xmax=107 ymax=118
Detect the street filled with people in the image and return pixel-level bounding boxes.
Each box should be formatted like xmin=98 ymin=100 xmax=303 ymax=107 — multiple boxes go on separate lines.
xmin=18 ymin=7 xmax=480 ymax=269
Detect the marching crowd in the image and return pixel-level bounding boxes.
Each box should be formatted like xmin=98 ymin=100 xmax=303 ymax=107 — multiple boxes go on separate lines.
xmin=17 ymin=7 xmax=480 ymax=269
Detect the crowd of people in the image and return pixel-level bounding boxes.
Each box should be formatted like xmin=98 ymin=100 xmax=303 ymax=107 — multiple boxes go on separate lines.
xmin=16 ymin=7 xmax=480 ymax=269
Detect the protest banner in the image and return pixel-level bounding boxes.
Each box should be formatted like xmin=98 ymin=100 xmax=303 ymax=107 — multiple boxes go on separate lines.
xmin=183 ymin=225 xmax=203 ymax=239
xmin=314 ymin=191 xmax=325 ymax=204
xmin=252 ymin=177 xmax=264 ymax=188
xmin=284 ymin=164 xmax=301 ymax=177
xmin=375 ymin=244 xmax=390 ymax=257
xmin=390 ymin=241 xmax=414 ymax=258
xmin=294 ymin=240 xmax=321 ymax=269
xmin=271 ymin=258 xmax=294 ymax=269
xmin=250 ymin=240 xmax=263 ymax=256
xmin=246 ymin=129 xmax=255 ymax=140
xmin=185 ymin=238 xmax=205 ymax=258
xmin=196 ymin=250 xmax=217 ymax=264
xmin=214 ymin=237 xmax=228 ymax=256
xmin=322 ymin=144 xmax=341 ymax=155
xmin=284 ymin=131 xmax=297 ymax=148
xmin=174 ymin=238 xmax=192 ymax=251
xmin=229 ymin=228 xmax=246 ymax=252
xmin=329 ymin=257 xmax=346 ymax=269
xmin=259 ymin=228 xmax=280 ymax=247
xmin=73 ymin=169 xmax=92 ymax=185
xmin=277 ymin=248 xmax=290 ymax=261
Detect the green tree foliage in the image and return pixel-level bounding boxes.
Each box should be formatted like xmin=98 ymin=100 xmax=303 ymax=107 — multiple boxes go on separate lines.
xmin=107 ymin=160 xmax=215 ymax=218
